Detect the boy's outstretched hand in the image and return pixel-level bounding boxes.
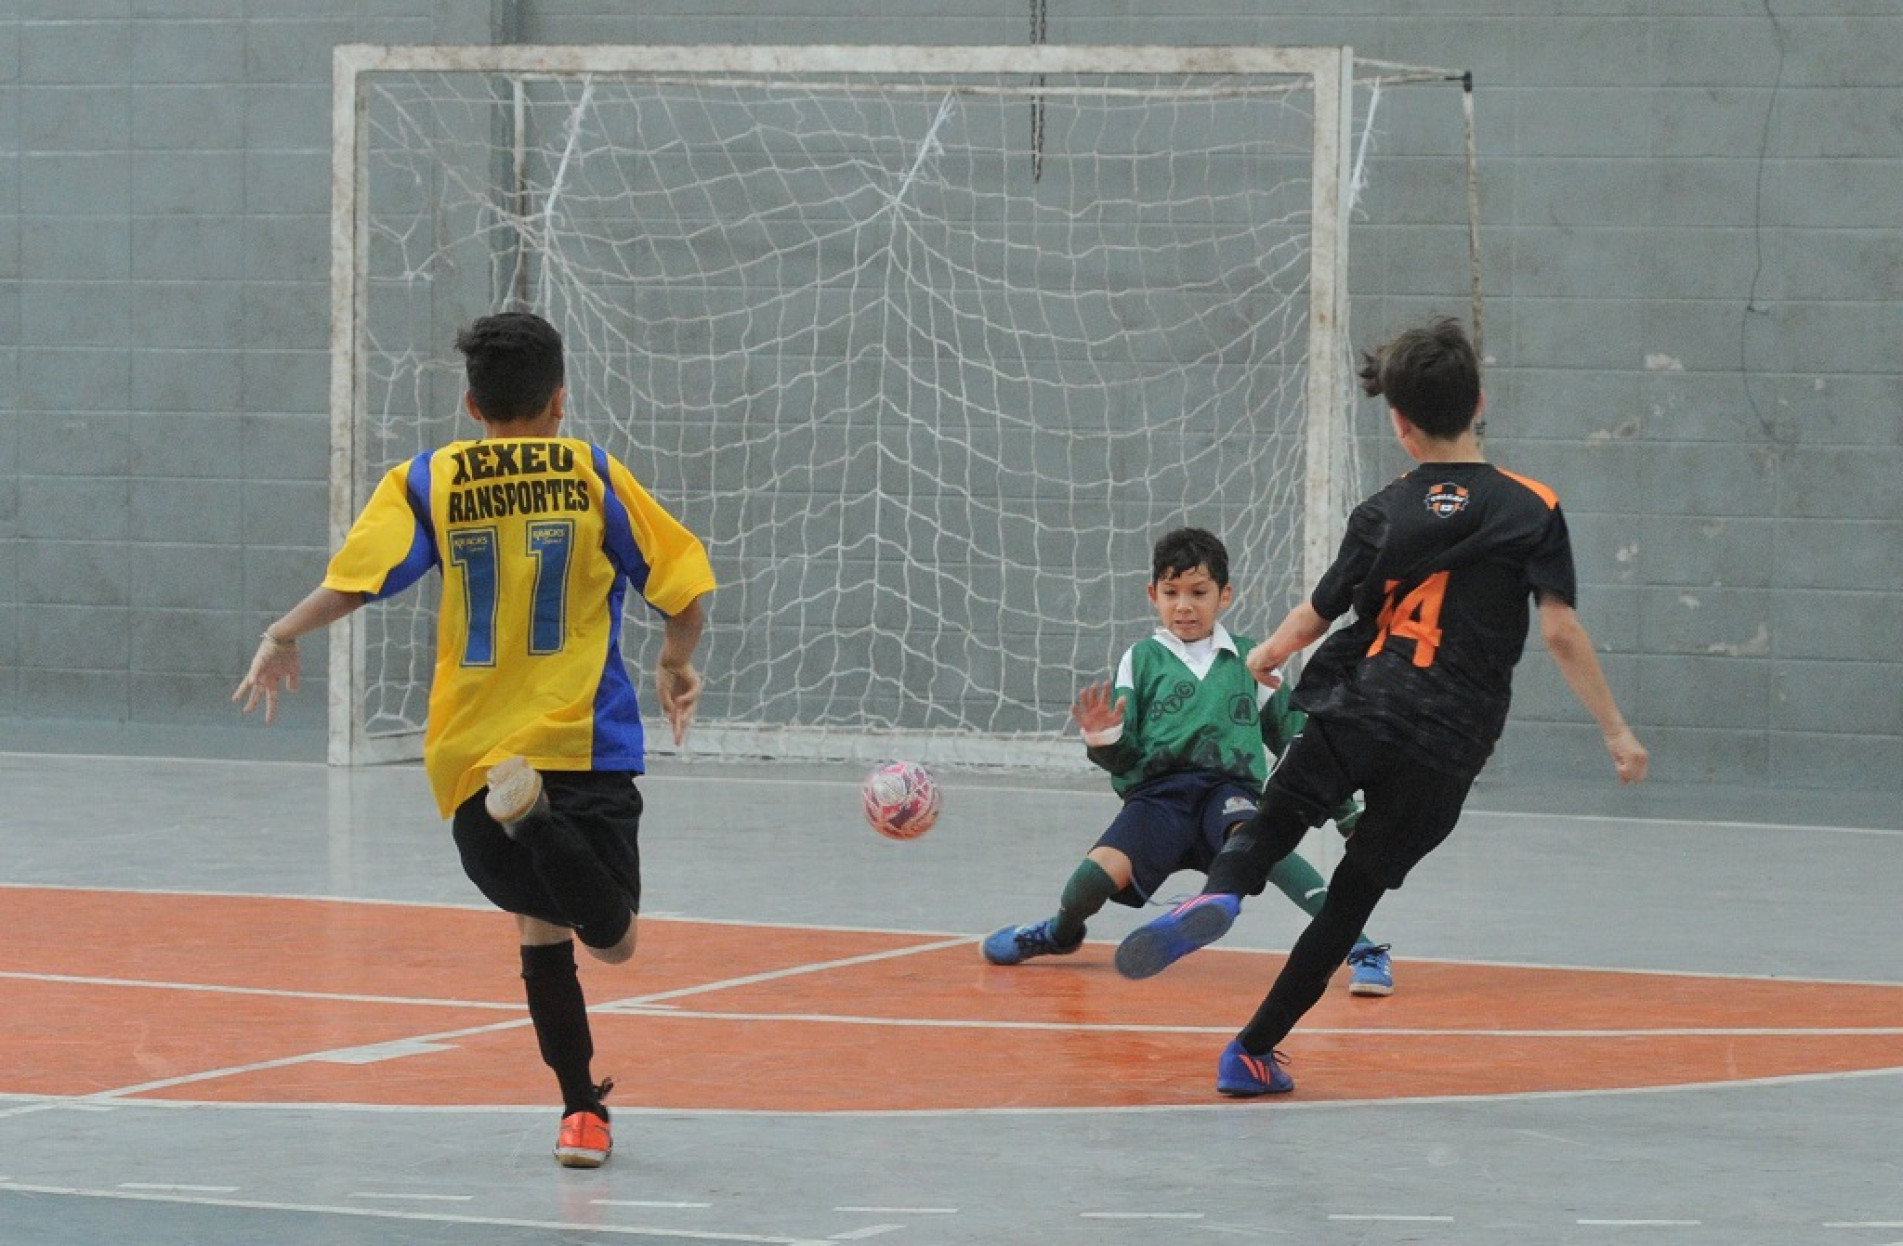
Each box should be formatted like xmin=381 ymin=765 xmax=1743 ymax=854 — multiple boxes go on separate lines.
xmin=234 ymin=634 xmax=301 ymax=725
xmin=1071 ymin=681 xmax=1128 ymax=736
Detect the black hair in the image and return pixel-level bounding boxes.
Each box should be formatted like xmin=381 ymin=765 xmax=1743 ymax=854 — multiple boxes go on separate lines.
xmin=1151 ymin=527 xmax=1230 ymax=587
xmin=1356 ymin=316 xmax=1482 ymax=439
xmin=455 ymin=311 xmax=565 ymax=424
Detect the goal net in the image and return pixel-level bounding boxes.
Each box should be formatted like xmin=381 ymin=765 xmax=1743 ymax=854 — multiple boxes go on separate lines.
xmin=329 ymin=45 xmax=1475 ymax=769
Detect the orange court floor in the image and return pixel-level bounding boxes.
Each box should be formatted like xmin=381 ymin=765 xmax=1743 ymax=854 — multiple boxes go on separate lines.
xmin=1 ymin=749 xmax=1900 ymax=1246
xmin=8 ymin=886 xmax=1903 ymax=1116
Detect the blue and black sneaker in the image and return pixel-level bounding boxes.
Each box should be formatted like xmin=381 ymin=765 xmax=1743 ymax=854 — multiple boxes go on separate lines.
xmin=1346 ymin=942 xmax=1394 ymax=996
xmin=1216 ymin=1039 xmax=1293 ymax=1097
xmin=981 ymin=919 xmax=1084 ymax=966
xmin=1113 ymin=892 xmax=1240 ymax=980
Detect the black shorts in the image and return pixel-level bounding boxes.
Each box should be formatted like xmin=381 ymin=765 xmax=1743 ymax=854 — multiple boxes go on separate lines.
xmin=1095 ymin=771 xmax=1262 ymax=906
xmin=1263 ymin=718 xmax=1475 ymax=890
xmin=451 ymin=769 xmax=644 ymax=927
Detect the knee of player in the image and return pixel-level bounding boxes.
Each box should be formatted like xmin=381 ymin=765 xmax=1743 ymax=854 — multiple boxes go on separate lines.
xmin=1084 ymin=846 xmax=1135 ymax=888
xmin=586 ymin=923 xmax=638 ymax=965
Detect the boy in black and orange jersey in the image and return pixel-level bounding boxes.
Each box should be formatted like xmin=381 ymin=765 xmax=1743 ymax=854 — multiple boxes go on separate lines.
xmin=1114 ymin=316 xmax=1647 ymax=1097
xmin=235 ymin=312 xmax=715 ymax=1165
xmin=981 ymin=527 xmax=1393 ymax=997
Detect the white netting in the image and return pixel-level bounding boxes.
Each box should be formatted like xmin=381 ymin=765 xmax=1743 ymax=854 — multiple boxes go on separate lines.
xmin=339 ymin=50 xmax=1451 ymax=767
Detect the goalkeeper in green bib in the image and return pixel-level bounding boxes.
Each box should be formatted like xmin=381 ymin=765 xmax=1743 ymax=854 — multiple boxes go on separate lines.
xmin=982 ymin=527 xmax=1393 ymax=996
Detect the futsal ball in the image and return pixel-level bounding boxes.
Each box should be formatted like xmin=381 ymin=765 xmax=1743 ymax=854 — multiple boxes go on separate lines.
xmin=862 ymin=760 xmax=942 ymax=840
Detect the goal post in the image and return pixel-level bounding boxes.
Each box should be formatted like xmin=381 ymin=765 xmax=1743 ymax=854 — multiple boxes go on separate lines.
xmin=328 ymin=43 xmax=1471 ymax=770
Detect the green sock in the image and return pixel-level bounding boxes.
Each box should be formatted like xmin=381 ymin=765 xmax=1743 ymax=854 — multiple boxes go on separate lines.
xmin=1050 ymin=859 xmax=1117 ymax=945
xmin=1266 ymin=852 xmax=1371 ymax=946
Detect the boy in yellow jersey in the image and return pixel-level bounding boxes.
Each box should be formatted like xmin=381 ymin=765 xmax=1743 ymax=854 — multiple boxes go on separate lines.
xmin=235 ymin=311 xmax=715 ymax=1167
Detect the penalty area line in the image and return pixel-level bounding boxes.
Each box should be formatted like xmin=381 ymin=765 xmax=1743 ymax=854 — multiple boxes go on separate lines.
xmin=0 ymin=1181 xmax=830 ymax=1244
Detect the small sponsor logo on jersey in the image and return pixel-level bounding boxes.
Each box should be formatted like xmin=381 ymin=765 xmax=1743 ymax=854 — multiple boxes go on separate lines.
xmin=1424 ymin=482 xmax=1470 ymax=518
xmin=1222 ymin=795 xmax=1258 ymax=819
xmin=1154 ymin=679 xmax=1198 ymax=717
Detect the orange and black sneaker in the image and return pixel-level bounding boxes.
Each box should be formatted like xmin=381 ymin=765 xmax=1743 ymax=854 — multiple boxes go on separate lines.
xmin=554 ymin=1079 xmax=614 ymax=1168
xmin=555 ymin=1109 xmax=611 ymax=1168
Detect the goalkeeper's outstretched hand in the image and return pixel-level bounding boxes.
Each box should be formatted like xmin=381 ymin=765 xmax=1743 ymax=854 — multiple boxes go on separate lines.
xmin=1071 ymin=681 xmax=1128 ymax=736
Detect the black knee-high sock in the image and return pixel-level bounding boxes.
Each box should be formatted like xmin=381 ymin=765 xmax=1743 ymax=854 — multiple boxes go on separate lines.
xmin=515 ymin=811 xmax=632 ymax=951
xmin=520 ymin=940 xmax=603 ymax=1117
xmin=1236 ymin=856 xmax=1385 ymax=1054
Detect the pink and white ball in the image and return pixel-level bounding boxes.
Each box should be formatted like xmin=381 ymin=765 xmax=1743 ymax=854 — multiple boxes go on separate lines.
xmin=861 ymin=760 xmax=943 ymax=840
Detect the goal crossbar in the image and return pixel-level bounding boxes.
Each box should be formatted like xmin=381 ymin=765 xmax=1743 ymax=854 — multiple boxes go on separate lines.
xmin=335 ymin=43 xmax=1353 ymax=79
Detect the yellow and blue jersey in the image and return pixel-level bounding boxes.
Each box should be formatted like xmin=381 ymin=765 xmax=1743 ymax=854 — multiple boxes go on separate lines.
xmin=322 ymin=437 xmax=716 ymax=817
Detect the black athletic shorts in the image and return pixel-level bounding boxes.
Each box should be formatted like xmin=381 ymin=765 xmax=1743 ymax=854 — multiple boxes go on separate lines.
xmin=1263 ymin=718 xmax=1475 ymax=890
xmin=451 ymin=769 xmax=644 ymax=928
xmin=1095 ymin=771 xmax=1261 ymax=906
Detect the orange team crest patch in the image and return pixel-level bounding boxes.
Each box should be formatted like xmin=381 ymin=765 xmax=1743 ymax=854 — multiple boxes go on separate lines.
xmin=1424 ymin=482 xmax=1470 ymax=517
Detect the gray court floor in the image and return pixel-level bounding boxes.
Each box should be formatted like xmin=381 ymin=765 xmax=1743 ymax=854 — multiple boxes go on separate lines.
xmin=2 ymin=747 xmax=1900 ymax=1246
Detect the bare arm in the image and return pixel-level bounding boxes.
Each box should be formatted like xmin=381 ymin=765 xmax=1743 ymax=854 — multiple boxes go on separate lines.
xmin=1244 ymin=600 xmax=1332 ymax=689
xmin=657 ymin=593 xmax=708 ymax=746
xmin=1540 ymin=595 xmax=1649 ymax=785
xmin=232 ymin=586 xmax=366 ymax=724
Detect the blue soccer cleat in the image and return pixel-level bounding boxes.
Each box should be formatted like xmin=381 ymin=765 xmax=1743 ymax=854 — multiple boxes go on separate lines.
xmin=1113 ymin=892 xmax=1240 ymax=980
xmin=981 ymin=919 xmax=1084 ymax=966
xmin=1216 ymin=1039 xmax=1294 ymax=1097
xmin=1346 ymin=942 xmax=1394 ymax=996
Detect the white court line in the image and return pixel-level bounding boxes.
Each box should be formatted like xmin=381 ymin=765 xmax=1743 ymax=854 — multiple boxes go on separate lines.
xmin=351 ymin=1191 xmax=473 ymax=1202
xmin=833 ymin=1206 xmax=957 ymax=1214
xmin=1466 ymin=806 xmax=1903 ymax=838
xmin=7 ymin=878 xmax=1900 ymax=988
xmin=1578 ymin=1219 xmax=1701 ymax=1226
xmin=0 ymin=878 xmax=491 ymax=913
xmin=1081 ymin=1211 xmax=1204 ymax=1220
xmin=828 ymin=1227 xmax=903 ymax=1240
xmin=604 ymin=1006 xmax=1903 ymax=1040
xmin=1330 ymin=1214 xmax=1454 ymax=1222
xmin=1345 ymin=953 xmax=1903 ymax=987
xmin=0 ymin=970 xmax=521 ymax=1012
xmin=8 ymin=1062 xmax=1903 ymax=1121
xmin=3 ymin=889 xmax=1897 ymax=1120
xmin=0 ymin=1182 xmax=831 ymax=1243
xmin=597 ymin=1199 xmax=713 ymax=1209
xmin=597 ymin=935 xmax=978 ymax=1010
xmin=0 ymin=1012 xmax=541 ymax=1119
xmin=15 ymin=941 xmax=1891 ymax=1026
xmin=4 ymin=749 xmax=1893 ymax=835
xmin=1 ymin=968 xmax=1896 ymax=1123
xmin=0 ymin=880 xmax=977 ymax=940
xmin=0 ymin=937 xmax=979 ymax=1116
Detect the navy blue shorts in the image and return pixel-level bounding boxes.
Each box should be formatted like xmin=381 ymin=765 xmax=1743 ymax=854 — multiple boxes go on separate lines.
xmin=451 ymin=769 xmax=643 ymax=934
xmin=1095 ymin=771 xmax=1262 ymax=907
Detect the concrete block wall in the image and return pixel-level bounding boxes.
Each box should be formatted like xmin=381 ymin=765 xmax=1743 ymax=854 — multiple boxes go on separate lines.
xmin=0 ymin=0 xmax=1897 ymax=789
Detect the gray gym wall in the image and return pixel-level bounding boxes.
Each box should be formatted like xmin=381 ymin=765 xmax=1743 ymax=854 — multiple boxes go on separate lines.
xmin=0 ymin=1 xmax=1896 ymax=790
